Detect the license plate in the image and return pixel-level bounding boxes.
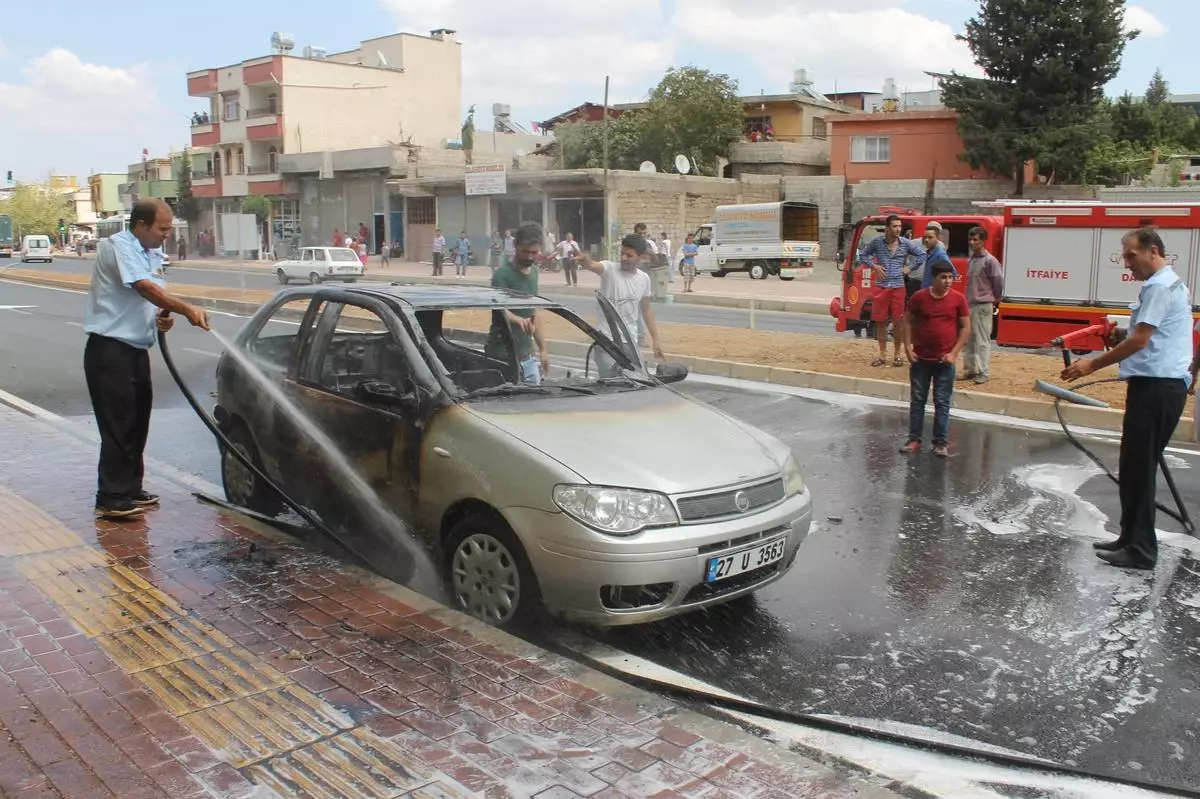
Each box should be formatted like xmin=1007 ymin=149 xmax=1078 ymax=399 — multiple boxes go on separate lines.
xmin=338 ymin=266 xmax=359 ymax=272
xmin=705 ymin=536 xmax=787 ymax=583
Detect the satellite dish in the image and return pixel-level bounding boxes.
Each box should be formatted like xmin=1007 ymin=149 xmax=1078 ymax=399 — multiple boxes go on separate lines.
xmin=639 ymin=161 xmax=657 ymax=173
xmin=674 ymin=154 xmax=691 ymax=174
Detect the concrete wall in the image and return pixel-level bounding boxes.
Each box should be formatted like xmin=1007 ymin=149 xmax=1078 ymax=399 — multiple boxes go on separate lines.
xmin=729 ymin=140 xmax=830 ymax=179
xmin=1098 ymin=186 xmax=1200 ymax=202
xmin=280 ymin=35 xmax=459 ymax=155
xmin=610 ymin=173 xmax=781 ymax=249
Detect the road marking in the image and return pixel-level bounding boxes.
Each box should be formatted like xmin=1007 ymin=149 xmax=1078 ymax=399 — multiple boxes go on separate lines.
xmin=183 ymin=347 xmax=221 ymax=358
xmin=0 ymin=305 xmax=35 ymax=315
xmin=66 ymin=321 xmax=83 ymax=328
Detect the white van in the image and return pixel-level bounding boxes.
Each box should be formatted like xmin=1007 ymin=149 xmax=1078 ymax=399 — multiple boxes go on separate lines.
xmin=20 ymin=235 xmax=53 ymax=263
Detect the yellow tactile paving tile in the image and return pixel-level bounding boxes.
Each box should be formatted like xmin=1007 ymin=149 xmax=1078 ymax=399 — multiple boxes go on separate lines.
xmin=57 ymin=583 xmax=186 ymax=636
xmin=185 ymin=685 xmax=356 ymax=768
xmin=245 ymin=727 xmax=457 ymax=799
xmin=0 ymin=487 xmax=85 ymax=556
xmin=19 ymin=549 xmax=161 ymax=605
xmin=96 ymin=616 xmax=237 ymax=673
xmin=136 ymin=646 xmax=291 ymax=715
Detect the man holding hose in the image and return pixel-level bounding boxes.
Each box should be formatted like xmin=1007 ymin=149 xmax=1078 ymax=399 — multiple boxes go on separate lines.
xmin=1062 ymin=227 xmax=1191 ymax=570
xmin=83 ymin=198 xmax=211 ymax=520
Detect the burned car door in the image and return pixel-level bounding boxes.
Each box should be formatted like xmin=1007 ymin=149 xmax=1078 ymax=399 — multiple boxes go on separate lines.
xmin=289 ymin=295 xmax=432 ymax=581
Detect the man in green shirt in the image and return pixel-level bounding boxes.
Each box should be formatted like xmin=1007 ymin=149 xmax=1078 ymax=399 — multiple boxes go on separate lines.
xmin=487 ymin=222 xmax=550 ymax=384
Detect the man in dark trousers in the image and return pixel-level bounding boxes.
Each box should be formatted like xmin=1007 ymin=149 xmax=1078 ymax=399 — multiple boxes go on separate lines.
xmin=900 ymin=260 xmax=969 ymax=458
xmin=1063 ymin=227 xmax=1192 ymax=570
xmin=83 ymin=199 xmax=211 ymax=519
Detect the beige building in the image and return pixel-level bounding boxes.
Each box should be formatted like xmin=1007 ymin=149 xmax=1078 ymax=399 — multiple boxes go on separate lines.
xmin=185 ymin=29 xmax=461 ymax=208
xmin=88 ymin=173 xmax=125 ymax=217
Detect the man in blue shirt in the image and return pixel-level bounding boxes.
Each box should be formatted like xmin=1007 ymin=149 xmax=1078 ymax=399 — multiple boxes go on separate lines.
xmin=856 ymin=214 xmax=926 ymax=367
xmin=84 ymin=199 xmax=211 ymax=519
xmin=1063 ymin=227 xmax=1191 ymax=570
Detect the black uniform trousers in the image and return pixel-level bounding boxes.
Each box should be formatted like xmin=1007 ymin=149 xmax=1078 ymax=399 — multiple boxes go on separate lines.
xmin=1119 ymin=376 xmax=1187 ymax=565
xmin=84 ymin=334 xmax=153 ymax=505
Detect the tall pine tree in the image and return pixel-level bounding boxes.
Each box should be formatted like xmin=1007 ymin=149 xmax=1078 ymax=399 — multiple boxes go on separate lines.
xmin=941 ymin=0 xmax=1135 ymax=195
xmin=1145 ymin=68 xmax=1169 ymax=107
xmin=175 ymin=150 xmax=201 ymax=248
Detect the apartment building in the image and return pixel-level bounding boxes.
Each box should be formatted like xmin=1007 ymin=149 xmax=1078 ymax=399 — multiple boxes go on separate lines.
xmin=185 ymin=29 xmax=461 ymax=204
xmin=87 ymin=173 xmax=125 ymax=218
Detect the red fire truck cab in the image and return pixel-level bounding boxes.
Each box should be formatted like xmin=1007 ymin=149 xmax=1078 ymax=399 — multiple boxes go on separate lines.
xmin=830 ymin=202 xmax=1200 ymax=353
xmin=828 ymin=208 xmax=1005 ymax=338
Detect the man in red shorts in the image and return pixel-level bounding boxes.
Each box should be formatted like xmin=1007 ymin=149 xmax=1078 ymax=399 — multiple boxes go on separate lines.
xmin=900 ymin=260 xmax=970 ymax=457
xmin=855 ymin=214 xmax=928 ymax=367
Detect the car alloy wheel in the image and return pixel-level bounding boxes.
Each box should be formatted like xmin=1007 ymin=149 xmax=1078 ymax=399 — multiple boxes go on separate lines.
xmin=450 ymin=532 xmax=522 ymax=625
xmin=308 ymin=272 xmax=321 ymax=284
xmin=277 ymin=269 xmax=289 ymax=285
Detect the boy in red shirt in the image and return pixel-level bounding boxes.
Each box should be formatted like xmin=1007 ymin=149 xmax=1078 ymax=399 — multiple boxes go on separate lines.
xmin=901 ymin=261 xmax=970 ymax=457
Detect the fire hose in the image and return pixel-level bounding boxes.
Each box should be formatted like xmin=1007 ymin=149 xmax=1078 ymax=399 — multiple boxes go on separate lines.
xmin=157 ymin=325 xmax=1200 ymax=798
xmin=1033 ymin=320 xmax=1195 ymax=535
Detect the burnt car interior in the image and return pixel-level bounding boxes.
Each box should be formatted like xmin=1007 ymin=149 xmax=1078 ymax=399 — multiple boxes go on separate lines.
xmin=415 ymin=309 xmax=516 ymax=393
xmin=316 ymin=331 xmax=414 ymax=399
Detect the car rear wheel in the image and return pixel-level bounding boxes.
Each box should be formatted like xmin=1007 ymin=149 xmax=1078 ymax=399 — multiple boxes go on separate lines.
xmin=748 ymin=261 xmax=767 ymax=280
xmin=444 ymin=514 xmax=539 ymax=628
xmin=308 ymin=272 xmax=322 ymax=284
xmin=277 ymin=269 xmax=289 ymax=285
xmin=711 ymin=270 xmax=726 ymax=278
xmin=220 ymin=423 xmax=284 ymax=516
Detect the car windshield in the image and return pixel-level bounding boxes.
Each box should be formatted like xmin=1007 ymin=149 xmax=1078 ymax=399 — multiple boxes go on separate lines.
xmin=330 ymin=249 xmax=360 ymax=262
xmin=411 ymin=304 xmax=651 ymax=400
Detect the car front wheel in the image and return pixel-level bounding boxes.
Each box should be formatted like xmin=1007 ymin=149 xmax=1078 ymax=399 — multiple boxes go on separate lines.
xmin=220 ymin=422 xmax=284 ymax=516
xmin=308 ymin=272 xmax=322 ymax=284
xmin=444 ymin=514 xmax=539 ymax=628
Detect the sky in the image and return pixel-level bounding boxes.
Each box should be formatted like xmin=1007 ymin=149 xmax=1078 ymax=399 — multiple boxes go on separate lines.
xmin=0 ymin=0 xmax=1189 ymax=182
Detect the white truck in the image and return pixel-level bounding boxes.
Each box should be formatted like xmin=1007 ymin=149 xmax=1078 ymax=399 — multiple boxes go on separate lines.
xmin=691 ymin=201 xmax=820 ymax=281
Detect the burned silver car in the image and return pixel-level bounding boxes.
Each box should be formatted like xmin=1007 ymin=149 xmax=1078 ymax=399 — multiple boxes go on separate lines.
xmin=214 ymin=284 xmax=813 ymax=627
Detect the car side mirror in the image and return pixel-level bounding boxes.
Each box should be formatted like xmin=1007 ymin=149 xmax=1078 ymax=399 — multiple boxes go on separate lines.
xmin=655 ymin=363 xmax=689 ymax=384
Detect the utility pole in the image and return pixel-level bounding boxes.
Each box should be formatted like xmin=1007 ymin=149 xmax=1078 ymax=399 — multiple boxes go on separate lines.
xmin=602 ymin=75 xmax=611 ymax=258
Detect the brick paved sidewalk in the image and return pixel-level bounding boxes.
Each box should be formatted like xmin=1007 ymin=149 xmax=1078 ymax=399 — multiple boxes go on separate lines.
xmin=0 ymin=404 xmax=904 ymax=799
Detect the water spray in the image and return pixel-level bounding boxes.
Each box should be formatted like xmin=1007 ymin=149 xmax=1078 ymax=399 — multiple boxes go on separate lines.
xmin=1032 ymin=320 xmax=1194 ymax=535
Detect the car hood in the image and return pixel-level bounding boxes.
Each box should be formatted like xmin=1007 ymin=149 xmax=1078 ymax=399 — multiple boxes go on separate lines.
xmin=463 ymin=388 xmax=784 ymax=493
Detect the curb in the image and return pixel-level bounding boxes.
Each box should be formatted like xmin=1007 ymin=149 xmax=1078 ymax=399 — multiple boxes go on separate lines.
xmin=7 ymin=270 xmax=1188 ymax=445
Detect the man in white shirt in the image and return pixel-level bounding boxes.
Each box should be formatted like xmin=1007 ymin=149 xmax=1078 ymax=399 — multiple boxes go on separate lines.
xmin=557 ymin=232 xmax=581 ymax=286
xmin=431 ymin=229 xmax=446 ymax=276
xmin=662 ymin=233 xmax=674 ymax=282
xmin=576 ymin=234 xmax=665 ymax=360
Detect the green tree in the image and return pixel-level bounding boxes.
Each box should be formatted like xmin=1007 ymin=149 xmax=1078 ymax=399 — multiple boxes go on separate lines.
xmin=0 ymin=183 xmax=70 ymax=239
xmin=241 ymin=195 xmax=271 ymax=224
xmin=941 ymin=0 xmax=1135 ymax=195
xmin=175 ymin=150 xmax=202 ymax=247
xmin=1145 ymin=67 xmax=1169 ymax=107
xmin=643 ymin=66 xmax=744 ymax=176
xmin=554 ymin=66 xmax=744 ymax=176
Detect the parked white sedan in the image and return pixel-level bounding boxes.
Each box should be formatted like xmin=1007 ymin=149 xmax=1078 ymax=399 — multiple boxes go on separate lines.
xmin=275 ymin=247 xmax=364 ymax=284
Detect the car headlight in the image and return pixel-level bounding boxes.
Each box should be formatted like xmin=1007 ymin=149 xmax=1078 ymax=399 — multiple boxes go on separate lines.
xmin=553 ymin=485 xmax=679 ymax=535
xmin=782 ymin=454 xmax=806 ymax=497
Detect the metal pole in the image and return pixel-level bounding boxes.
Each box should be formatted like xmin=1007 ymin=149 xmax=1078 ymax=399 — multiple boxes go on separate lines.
xmin=602 ymin=75 xmax=610 ymax=257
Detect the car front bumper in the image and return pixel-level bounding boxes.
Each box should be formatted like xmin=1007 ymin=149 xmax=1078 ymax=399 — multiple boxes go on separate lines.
xmin=507 ymin=487 xmax=814 ymax=626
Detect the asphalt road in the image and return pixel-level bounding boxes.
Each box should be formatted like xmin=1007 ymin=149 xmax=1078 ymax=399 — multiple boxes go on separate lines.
xmin=28 ymin=258 xmax=839 ymax=337
xmin=5 ymin=277 xmax=1200 ymax=790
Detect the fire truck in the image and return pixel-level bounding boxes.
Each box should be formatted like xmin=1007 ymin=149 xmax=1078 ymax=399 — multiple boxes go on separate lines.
xmin=829 ymin=201 xmax=1200 ymax=352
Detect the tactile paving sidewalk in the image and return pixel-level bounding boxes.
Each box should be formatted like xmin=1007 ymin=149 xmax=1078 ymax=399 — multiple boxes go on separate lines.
xmin=0 ymin=405 xmax=903 ymax=799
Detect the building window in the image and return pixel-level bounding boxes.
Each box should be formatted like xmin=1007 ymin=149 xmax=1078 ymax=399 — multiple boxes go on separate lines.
xmin=408 ymin=196 xmax=436 ymax=225
xmin=812 ymin=117 xmax=827 ymax=140
xmin=267 ymin=92 xmax=278 ymax=114
xmin=744 ymin=115 xmax=772 ymax=140
xmin=213 ymin=152 xmax=221 ymax=176
xmin=223 ymin=94 xmax=240 ymax=121
xmin=267 ymin=146 xmax=278 ymax=173
xmin=237 ymin=148 xmax=245 ymax=175
xmin=850 ymin=136 xmax=890 ymax=162
xmin=224 ymin=149 xmax=233 ymax=176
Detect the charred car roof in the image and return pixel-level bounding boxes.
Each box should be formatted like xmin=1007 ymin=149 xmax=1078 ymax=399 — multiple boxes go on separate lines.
xmin=275 ymin=283 xmax=562 ymax=310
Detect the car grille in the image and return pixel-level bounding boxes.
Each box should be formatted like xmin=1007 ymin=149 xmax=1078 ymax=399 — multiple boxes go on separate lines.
xmin=676 ymin=478 xmax=785 ymax=522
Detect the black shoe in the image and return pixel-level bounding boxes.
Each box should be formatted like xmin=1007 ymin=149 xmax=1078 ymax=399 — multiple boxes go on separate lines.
xmin=1096 ymin=548 xmax=1155 ymax=570
xmin=1092 ymin=540 xmax=1124 ymax=551
xmin=94 ymin=499 xmax=145 ymax=520
xmin=130 ymin=491 xmax=160 ymax=507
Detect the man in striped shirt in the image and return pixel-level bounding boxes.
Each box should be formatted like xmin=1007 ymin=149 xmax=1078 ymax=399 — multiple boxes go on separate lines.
xmin=856 ymin=214 xmax=927 ymax=366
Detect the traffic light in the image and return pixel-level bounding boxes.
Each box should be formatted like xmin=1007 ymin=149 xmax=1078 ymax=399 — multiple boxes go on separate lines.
xmin=57 ymin=218 xmax=65 ymax=232
xmin=4 ymin=170 xmax=11 ymax=183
